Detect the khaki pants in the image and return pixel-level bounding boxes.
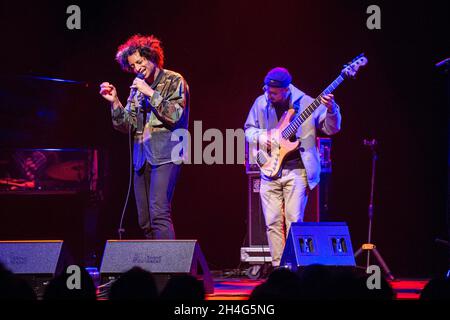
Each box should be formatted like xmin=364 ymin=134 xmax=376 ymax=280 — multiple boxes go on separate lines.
xmin=260 ymin=168 xmax=309 ymax=266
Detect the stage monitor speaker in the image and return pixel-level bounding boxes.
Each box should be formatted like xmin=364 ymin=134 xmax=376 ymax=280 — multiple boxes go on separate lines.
xmin=0 ymin=240 xmax=65 ymax=274
xmin=100 ymin=240 xmax=214 ymax=294
xmin=0 ymin=240 xmax=67 ymax=298
xmin=280 ymin=222 xmax=355 ymax=272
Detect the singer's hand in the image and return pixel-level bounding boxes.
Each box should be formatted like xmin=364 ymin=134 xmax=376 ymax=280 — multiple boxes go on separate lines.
xmin=99 ymin=82 xmax=119 ymax=103
xmin=131 ymin=78 xmax=154 ymax=98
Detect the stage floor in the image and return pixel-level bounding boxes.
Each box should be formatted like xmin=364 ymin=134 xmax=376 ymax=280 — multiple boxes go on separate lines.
xmin=205 ymin=277 xmax=429 ymax=300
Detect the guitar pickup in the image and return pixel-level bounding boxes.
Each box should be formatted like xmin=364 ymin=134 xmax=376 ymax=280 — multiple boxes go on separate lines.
xmin=256 ymin=151 xmax=267 ymax=166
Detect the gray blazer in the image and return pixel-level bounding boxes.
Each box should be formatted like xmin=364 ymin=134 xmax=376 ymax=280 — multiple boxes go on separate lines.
xmin=244 ymin=84 xmax=341 ymax=189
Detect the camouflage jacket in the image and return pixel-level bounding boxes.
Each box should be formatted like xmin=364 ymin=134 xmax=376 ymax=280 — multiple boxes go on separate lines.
xmin=111 ymin=68 xmax=189 ymax=168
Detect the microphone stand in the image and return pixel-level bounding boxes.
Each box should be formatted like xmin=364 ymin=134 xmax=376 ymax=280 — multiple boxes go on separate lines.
xmin=354 ymin=139 xmax=395 ymax=281
xmin=435 ymin=57 xmax=450 ymax=276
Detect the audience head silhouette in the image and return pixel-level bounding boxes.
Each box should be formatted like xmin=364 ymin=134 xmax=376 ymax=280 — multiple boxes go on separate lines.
xmin=0 ymin=262 xmax=36 ymax=300
xmin=250 ymin=268 xmax=302 ymax=300
xmin=250 ymin=264 xmax=395 ymax=300
xmin=109 ymin=266 xmax=158 ymax=300
xmin=43 ymin=265 xmax=97 ymax=300
xmin=420 ymin=277 xmax=450 ymax=300
xmin=160 ymin=274 xmax=205 ymax=301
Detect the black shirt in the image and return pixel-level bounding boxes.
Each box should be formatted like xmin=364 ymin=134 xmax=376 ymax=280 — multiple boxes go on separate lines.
xmin=273 ymin=100 xmax=305 ymax=170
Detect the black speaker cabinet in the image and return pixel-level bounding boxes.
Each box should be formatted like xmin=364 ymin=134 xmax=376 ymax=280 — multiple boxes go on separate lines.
xmin=247 ymin=174 xmax=268 ymax=246
xmin=100 ymin=240 xmax=214 ymax=294
xmin=246 ymin=172 xmax=330 ymax=247
xmin=280 ymin=222 xmax=356 ymax=271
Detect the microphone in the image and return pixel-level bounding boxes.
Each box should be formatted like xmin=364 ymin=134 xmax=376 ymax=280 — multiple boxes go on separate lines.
xmin=435 ymin=57 xmax=450 ymax=68
xmin=363 ymin=138 xmax=377 ymax=147
xmin=128 ymin=72 xmax=145 ymax=102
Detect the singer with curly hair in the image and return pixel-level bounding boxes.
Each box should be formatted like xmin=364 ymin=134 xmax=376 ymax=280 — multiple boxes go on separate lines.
xmin=100 ymin=34 xmax=189 ymax=239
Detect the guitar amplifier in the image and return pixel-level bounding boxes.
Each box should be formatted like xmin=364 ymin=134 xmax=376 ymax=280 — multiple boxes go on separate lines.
xmin=243 ymin=137 xmax=332 ymax=248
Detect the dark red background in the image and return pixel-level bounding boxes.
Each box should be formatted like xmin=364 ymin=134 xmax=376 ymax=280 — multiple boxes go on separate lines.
xmin=0 ymin=0 xmax=448 ymax=277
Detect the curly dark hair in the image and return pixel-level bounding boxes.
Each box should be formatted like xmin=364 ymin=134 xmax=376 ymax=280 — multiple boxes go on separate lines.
xmin=115 ymin=34 xmax=164 ymax=72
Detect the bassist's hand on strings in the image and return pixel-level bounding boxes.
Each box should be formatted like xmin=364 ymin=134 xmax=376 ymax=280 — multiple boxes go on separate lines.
xmin=320 ymin=94 xmax=336 ymax=113
xmin=258 ymin=133 xmax=271 ymax=151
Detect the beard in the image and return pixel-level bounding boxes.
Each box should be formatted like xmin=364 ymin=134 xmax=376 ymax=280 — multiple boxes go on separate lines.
xmin=271 ymin=98 xmax=289 ymax=108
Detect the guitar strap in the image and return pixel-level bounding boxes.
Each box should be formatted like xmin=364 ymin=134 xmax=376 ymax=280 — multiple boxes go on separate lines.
xmin=292 ymin=95 xmax=302 ymax=114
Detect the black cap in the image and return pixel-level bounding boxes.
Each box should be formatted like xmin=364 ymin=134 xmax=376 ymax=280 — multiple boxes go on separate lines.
xmin=264 ymin=67 xmax=292 ymax=88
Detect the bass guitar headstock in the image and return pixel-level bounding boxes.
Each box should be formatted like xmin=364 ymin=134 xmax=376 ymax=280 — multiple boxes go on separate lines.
xmin=341 ymin=53 xmax=368 ymax=79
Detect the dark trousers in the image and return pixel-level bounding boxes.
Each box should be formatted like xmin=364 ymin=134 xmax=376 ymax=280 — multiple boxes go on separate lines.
xmin=134 ymin=162 xmax=181 ymax=239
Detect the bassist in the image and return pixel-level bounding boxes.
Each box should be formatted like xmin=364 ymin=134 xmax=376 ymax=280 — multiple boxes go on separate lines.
xmin=244 ymin=67 xmax=342 ymax=269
